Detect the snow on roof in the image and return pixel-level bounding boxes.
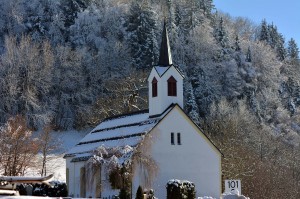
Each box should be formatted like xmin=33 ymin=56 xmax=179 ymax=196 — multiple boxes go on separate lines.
xmin=154 ymin=65 xmax=185 ymax=78
xmin=155 ymin=66 xmax=169 ymax=76
xmin=64 ymin=108 xmax=172 ymax=160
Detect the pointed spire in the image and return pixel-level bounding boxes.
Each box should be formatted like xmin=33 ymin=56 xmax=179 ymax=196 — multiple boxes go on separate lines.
xmin=158 ymin=20 xmax=173 ymax=66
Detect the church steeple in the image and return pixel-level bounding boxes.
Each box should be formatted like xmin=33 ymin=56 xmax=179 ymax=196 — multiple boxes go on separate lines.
xmin=158 ymin=21 xmax=172 ymax=66
xmin=148 ymin=21 xmax=184 ymax=117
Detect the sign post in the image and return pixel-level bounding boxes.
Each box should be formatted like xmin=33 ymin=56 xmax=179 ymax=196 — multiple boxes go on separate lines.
xmin=225 ymin=180 xmax=241 ymax=194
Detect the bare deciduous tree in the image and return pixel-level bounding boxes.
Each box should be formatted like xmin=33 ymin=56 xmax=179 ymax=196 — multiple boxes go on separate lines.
xmin=39 ymin=124 xmax=62 ymax=176
xmin=0 ymin=115 xmax=39 ymax=176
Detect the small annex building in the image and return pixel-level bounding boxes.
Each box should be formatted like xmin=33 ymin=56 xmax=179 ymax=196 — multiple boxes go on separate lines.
xmin=64 ymin=23 xmax=222 ymax=199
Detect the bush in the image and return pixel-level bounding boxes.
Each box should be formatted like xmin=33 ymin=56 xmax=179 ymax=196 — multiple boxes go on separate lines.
xmin=119 ymin=188 xmax=130 ymax=199
xmin=166 ymin=179 xmax=196 ymax=199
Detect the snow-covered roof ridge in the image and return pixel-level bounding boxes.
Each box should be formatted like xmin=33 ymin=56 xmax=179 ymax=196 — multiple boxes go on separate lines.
xmin=91 ymin=117 xmax=159 ymax=134
xmin=92 ymin=109 xmax=150 ymax=132
xmin=77 ymin=132 xmax=146 ymax=146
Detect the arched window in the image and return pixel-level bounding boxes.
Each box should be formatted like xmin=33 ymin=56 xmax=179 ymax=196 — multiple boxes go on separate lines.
xmin=167 ymin=76 xmax=177 ymax=96
xmin=152 ymin=77 xmax=158 ymax=97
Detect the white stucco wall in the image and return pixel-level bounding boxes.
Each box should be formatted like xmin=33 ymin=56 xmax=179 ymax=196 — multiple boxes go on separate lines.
xmin=133 ymin=106 xmax=221 ymax=198
xmin=148 ymin=66 xmax=184 ymax=116
xmin=65 ymin=158 xmax=85 ymax=198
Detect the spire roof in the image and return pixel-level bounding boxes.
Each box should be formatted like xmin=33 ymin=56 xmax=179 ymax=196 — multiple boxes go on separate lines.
xmin=158 ymin=21 xmax=172 ymax=66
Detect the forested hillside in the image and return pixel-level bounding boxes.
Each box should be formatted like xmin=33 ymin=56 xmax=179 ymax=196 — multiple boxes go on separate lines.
xmin=0 ymin=0 xmax=300 ymax=197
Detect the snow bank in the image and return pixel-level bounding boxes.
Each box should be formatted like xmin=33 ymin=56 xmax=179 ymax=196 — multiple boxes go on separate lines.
xmin=221 ymin=191 xmax=250 ymax=199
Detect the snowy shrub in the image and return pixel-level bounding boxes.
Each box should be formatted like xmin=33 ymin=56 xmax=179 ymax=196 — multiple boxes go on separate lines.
xmin=144 ymin=189 xmax=157 ymax=199
xmin=166 ymin=179 xmax=196 ymax=199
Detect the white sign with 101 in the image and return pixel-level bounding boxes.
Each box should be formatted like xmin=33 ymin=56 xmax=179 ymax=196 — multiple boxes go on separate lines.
xmin=225 ymin=180 xmax=241 ymax=195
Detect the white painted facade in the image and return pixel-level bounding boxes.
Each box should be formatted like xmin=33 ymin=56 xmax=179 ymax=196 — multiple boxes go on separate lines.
xmin=132 ymin=105 xmax=221 ymax=198
xmin=148 ymin=65 xmax=184 ymax=116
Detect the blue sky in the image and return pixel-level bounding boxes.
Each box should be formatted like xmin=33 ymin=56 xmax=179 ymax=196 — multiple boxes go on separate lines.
xmin=213 ymin=0 xmax=300 ymax=48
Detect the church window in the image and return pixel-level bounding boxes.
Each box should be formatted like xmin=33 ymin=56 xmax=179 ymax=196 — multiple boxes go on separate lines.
xmin=152 ymin=77 xmax=158 ymax=97
xmin=168 ymin=76 xmax=177 ymax=96
xmin=171 ymin=132 xmax=174 ymax=145
xmin=177 ymin=133 xmax=181 ymax=145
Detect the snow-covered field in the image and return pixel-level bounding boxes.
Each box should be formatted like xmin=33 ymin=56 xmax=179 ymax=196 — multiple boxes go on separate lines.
xmin=27 ymin=130 xmax=89 ymax=182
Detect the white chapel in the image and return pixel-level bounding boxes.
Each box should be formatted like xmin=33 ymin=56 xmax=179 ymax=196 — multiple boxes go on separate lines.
xmin=64 ymin=22 xmax=222 ymax=198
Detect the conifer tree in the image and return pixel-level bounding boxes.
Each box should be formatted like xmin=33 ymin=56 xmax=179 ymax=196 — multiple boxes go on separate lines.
xmin=185 ymin=82 xmax=200 ymax=125
xmin=135 ymin=186 xmax=144 ymax=199
xmin=259 ymin=19 xmax=269 ymax=42
xmin=126 ymin=1 xmax=158 ymax=70
xmin=199 ymin=0 xmax=214 ymax=18
xmin=268 ymin=23 xmax=279 ymax=48
xmin=60 ymin=0 xmax=88 ymax=28
xmin=246 ymin=47 xmax=252 ymax=62
xmin=234 ymin=35 xmax=241 ymax=51
xmin=276 ymin=34 xmax=287 ymax=61
xmin=214 ymin=17 xmax=229 ymax=48
xmin=287 ymin=38 xmax=299 ymax=60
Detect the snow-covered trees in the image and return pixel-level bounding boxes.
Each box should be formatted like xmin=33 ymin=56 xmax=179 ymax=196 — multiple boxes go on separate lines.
xmin=203 ymin=99 xmax=300 ymax=198
xmin=214 ymin=17 xmax=230 ymax=49
xmin=257 ymin=19 xmax=290 ymax=61
xmin=259 ymin=19 xmax=269 ymax=42
xmin=287 ymin=38 xmax=299 ymax=60
xmin=0 ymin=36 xmax=54 ymax=128
xmin=126 ymin=1 xmax=158 ymax=70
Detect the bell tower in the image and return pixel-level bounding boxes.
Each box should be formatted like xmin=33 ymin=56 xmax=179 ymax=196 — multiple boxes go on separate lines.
xmin=148 ymin=22 xmax=184 ymax=116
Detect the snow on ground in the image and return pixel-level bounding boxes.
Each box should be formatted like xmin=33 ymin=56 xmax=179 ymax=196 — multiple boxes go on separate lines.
xmin=53 ymin=129 xmax=91 ymax=152
xmin=27 ymin=130 xmax=89 ymax=182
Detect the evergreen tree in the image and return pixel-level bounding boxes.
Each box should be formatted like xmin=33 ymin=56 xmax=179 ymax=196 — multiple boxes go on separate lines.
xmin=268 ymin=23 xmax=279 ymax=48
xmin=126 ymin=2 xmax=158 ymax=70
xmin=135 ymin=186 xmax=144 ymax=199
xmin=259 ymin=19 xmax=269 ymax=42
xmin=60 ymin=0 xmax=90 ymax=42
xmin=214 ymin=17 xmax=229 ymax=49
xmin=234 ymin=35 xmax=241 ymax=51
xmin=276 ymin=34 xmax=287 ymax=61
xmin=185 ymin=82 xmax=200 ymax=125
xmin=60 ymin=0 xmax=89 ymax=28
xmin=246 ymin=46 xmax=252 ymax=62
xmin=287 ymin=38 xmax=299 ymax=60
xmin=199 ymin=0 xmax=214 ymax=18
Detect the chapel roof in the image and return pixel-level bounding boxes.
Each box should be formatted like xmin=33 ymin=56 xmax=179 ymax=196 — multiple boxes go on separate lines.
xmin=64 ymin=105 xmax=174 ymax=160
